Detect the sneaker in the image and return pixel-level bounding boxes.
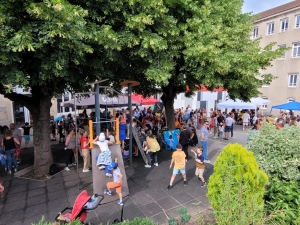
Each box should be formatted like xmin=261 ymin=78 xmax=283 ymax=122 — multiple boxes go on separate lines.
xmin=104 ymin=189 xmax=112 ymax=196
xmin=14 ymin=168 xmax=17 ymax=173
xmin=213 ymin=136 xmax=217 ymax=139
xmin=184 ymin=181 xmax=188 ymax=186
xmin=206 ymin=160 xmax=211 ymax=163
xmin=117 ymin=200 xmax=123 ymax=205
xmin=243 ymin=128 xmax=245 ymax=131
xmin=72 ymin=163 xmax=77 ymax=166
xmin=167 ymin=185 xmax=172 ymax=190
xmin=201 ymin=182 xmax=207 ymax=187
xmin=145 ymin=164 xmax=151 ymax=168
xmin=64 ymin=167 xmax=70 ymax=171
xmin=154 ymin=163 xmax=158 ymax=166
xmin=82 ymin=169 xmax=90 ymax=172
xmin=98 ymin=165 xmax=105 ymax=170
xmin=106 ymin=173 xmax=112 ymax=178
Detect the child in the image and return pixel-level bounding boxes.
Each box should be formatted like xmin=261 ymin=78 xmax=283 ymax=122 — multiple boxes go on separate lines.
xmin=218 ymin=122 xmax=224 ymax=140
xmin=80 ymin=130 xmax=90 ymax=172
xmin=104 ymin=160 xmax=124 ymax=206
xmin=191 ymin=147 xmax=207 ymax=187
xmin=167 ymin=144 xmax=187 ymax=190
xmin=93 ymin=133 xmax=114 ymax=176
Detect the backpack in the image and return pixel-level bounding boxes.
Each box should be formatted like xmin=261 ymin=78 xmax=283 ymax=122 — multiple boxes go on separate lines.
xmin=49 ymin=163 xmax=61 ymax=175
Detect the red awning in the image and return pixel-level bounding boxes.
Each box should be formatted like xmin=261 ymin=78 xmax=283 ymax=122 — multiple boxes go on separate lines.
xmin=132 ymin=94 xmax=160 ymax=105
xmin=186 ymin=84 xmax=224 ymax=92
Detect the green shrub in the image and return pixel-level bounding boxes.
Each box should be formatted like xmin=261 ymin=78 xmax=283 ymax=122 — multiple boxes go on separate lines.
xmin=178 ymin=206 xmax=191 ymax=224
xmin=264 ymin=178 xmax=300 ymax=225
xmin=248 ymin=124 xmax=300 ymax=181
xmin=168 ymin=216 xmax=177 ymax=225
xmin=207 ymin=143 xmax=268 ymax=225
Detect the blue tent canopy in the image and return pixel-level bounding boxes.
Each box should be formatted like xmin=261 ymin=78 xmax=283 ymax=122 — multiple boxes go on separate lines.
xmin=270 ymin=101 xmax=300 ymax=113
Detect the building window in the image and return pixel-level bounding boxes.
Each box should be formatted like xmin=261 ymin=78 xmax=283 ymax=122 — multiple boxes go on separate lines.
xmin=296 ymin=15 xmax=300 ymax=28
xmin=288 ymin=74 xmax=298 ymax=87
xmin=278 ymin=44 xmax=286 ymax=59
xmin=287 ymin=98 xmax=295 ymax=103
xmin=280 ymin=18 xmax=289 ymax=32
xmin=253 ymin=26 xmax=258 ymax=38
xmin=262 ymin=84 xmax=269 ymax=87
xmin=292 ymin=42 xmax=300 ymax=58
xmin=261 ymin=97 xmax=268 ymax=109
xmin=267 ymin=22 xmax=274 ymax=35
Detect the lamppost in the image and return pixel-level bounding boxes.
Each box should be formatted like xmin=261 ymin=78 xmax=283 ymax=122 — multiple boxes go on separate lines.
xmin=120 ymin=80 xmax=140 ymax=166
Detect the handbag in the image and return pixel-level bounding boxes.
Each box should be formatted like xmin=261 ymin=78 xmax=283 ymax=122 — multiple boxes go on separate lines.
xmin=14 ymin=143 xmax=23 ymax=157
xmin=14 ymin=147 xmax=23 ymax=157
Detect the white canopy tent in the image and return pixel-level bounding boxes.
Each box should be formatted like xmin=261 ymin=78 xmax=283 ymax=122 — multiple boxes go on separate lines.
xmin=217 ymin=97 xmax=271 ymax=109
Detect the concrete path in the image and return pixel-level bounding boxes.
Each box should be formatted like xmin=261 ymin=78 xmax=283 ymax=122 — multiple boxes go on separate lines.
xmin=0 ymin=125 xmax=248 ymax=225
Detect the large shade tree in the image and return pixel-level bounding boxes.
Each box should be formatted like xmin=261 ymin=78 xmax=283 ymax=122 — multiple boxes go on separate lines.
xmin=0 ymin=0 xmax=283 ymax=177
xmin=78 ymin=0 xmax=282 ymax=129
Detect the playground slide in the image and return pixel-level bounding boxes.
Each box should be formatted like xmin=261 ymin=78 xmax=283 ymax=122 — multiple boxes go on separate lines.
xmin=91 ymin=144 xmax=129 ymax=204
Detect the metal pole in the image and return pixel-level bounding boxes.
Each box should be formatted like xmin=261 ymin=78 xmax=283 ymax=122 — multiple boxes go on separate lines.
xmin=95 ymin=84 xmax=100 ymax=135
xmin=128 ymin=83 xmax=133 ymax=166
xmin=74 ymin=94 xmax=80 ymax=191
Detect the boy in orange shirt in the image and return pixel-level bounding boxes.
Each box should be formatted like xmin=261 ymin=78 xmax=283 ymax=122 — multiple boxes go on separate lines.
xmin=167 ymin=144 xmax=188 ymax=190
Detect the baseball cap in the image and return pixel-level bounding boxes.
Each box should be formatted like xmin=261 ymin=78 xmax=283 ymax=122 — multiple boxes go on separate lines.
xmin=176 ymin=144 xmax=182 ymax=149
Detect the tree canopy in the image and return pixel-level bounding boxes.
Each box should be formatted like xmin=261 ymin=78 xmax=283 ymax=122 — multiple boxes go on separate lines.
xmin=0 ymin=0 xmax=283 ymax=176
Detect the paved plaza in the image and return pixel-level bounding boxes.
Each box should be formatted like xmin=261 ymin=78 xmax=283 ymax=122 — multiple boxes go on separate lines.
xmin=0 ymin=126 xmax=248 ymax=225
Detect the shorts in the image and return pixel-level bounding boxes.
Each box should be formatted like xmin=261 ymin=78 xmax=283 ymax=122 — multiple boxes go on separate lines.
xmin=126 ymin=123 xmax=130 ymax=131
xmin=195 ymin=168 xmax=204 ymax=178
xmin=225 ymin=126 xmax=231 ymax=132
xmin=243 ymin=122 xmax=249 ymax=126
xmin=173 ymin=168 xmax=186 ymax=175
xmin=107 ymin=181 xmax=122 ymax=193
xmin=23 ymin=135 xmax=30 ymax=142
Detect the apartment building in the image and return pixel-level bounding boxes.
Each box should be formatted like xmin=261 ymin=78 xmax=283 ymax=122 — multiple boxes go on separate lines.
xmin=252 ymin=0 xmax=300 ymax=114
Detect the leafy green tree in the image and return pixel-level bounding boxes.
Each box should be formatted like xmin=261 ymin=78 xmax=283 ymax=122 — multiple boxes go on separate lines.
xmin=83 ymin=0 xmax=283 ymax=129
xmin=0 ymin=0 xmax=117 ymax=177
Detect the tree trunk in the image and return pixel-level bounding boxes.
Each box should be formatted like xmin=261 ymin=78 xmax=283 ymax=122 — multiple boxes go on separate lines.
xmin=161 ymin=89 xmax=177 ymax=130
xmin=31 ymin=95 xmax=53 ymax=178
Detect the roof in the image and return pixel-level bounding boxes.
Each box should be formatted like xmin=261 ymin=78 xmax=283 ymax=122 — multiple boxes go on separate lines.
xmin=258 ymin=0 xmax=300 ymax=20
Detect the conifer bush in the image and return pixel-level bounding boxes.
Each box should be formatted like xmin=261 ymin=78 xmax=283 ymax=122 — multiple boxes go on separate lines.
xmin=207 ymin=143 xmax=268 ymax=225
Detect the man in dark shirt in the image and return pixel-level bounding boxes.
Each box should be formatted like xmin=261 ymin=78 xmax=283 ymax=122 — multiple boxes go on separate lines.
xmin=125 ymin=108 xmax=131 ymax=139
xmin=178 ymin=126 xmax=190 ymax=160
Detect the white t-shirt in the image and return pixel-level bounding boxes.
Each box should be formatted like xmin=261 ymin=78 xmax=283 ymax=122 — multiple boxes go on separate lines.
xmin=225 ymin=117 xmax=234 ymax=126
xmin=242 ymin=113 xmax=250 ymax=122
xmin=96 ymin=140 xmax=110 ymax=152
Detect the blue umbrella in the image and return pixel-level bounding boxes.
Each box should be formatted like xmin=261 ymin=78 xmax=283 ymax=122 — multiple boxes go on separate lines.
xmin=270 ymin=101 xmax=300 ymax=113
xmin=54 ymin=116 xmax=62 ymax=122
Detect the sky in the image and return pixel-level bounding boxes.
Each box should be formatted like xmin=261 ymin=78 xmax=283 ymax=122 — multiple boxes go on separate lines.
xmin=242 ymin=0 xmax=293 ymax=14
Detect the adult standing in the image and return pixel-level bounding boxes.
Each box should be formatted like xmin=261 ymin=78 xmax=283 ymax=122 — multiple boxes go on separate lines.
xmin=21 ymin=122 xmax=32 ymax=149
xmin=200 ymin=121 xmax=210 ymax=163
xmin=178 ymin=126 xmax=190 ymax=160
xmin=9 ymin=123 xmax=22 ymax=163
xmin=1 ymin=129 xmax=20 ymax=174
xmin=144 ymin=133 xmax=160 ymax=168
xmin=242 ymin=110 xmax=250 ymax=130
xmin=224 ymin=114 xmax=234 ymax=140
xmin=64 ymin=129 xmax=76 ymax=171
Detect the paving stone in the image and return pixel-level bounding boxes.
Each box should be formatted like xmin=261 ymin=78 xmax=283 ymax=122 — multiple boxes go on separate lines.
xmin=10 ymin=179 xmax=29 ymax=187
xmin=0 ymin=209 xmax=24 ymax=224
xmin=130 ymin=193 xmax=154 ymax=206
xmin=94 ymin=202 xmax=119 ymax=218
xmin=28 ymin=180 xmax=46 ymax=190
xmin=183 ymin=200 xmax=207 ymax=214
xmin=64 ymin=179 xmax=78 ymax=188
xmin=139 ymin=202 xmax=162 ymax=217
xmin=169 ymin=191 xmax=194 ymax=204
xmin=47 ymin=190 xmax=67 ymax=201
xmin=121 ymin=204 xmax=146 ymax=221
xmin=183 ymin=185 xmax=206 ymax=198
xmin=23 ymin=214 xmax=47 ymax=225
xmin=156 ymin=196 xmax=180 ymax=210
xmin=48 ymin=198 xmax=69 ymax=212
xmin=8 ymin=184 xmax=27 ymax=194
xmin=150 ymin=212 xmax=168 ymax=225
xmin=27 ymin=195 xmax=47 ymax=207
xmin=24 ymin=203 xmax=47 ymax=218
xmin=9 ymin=220 xmax=23 ymax=225
xmin=47 ymin=182 xmax=64 ymax=193
xmin=27 ymin=188 xmax=45 ymax=198
xmin=6 ymin=191 xmax=27 ymax=203
xmin=166 ymin=205 xmax=183 ymax=218
xmin=146 ymin=188 xmax=168 ymax=201
xmin=66 ymin=186 xmax=81 ymax=197
xmin=46 ymin=177 xmax=64 ymax=185
xmin=2 ymin=199 xmax=26 ymax=213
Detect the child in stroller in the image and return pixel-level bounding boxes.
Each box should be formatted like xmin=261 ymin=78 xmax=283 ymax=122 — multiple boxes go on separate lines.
xmin=55 ymin=190 xmax=104 ymax=224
